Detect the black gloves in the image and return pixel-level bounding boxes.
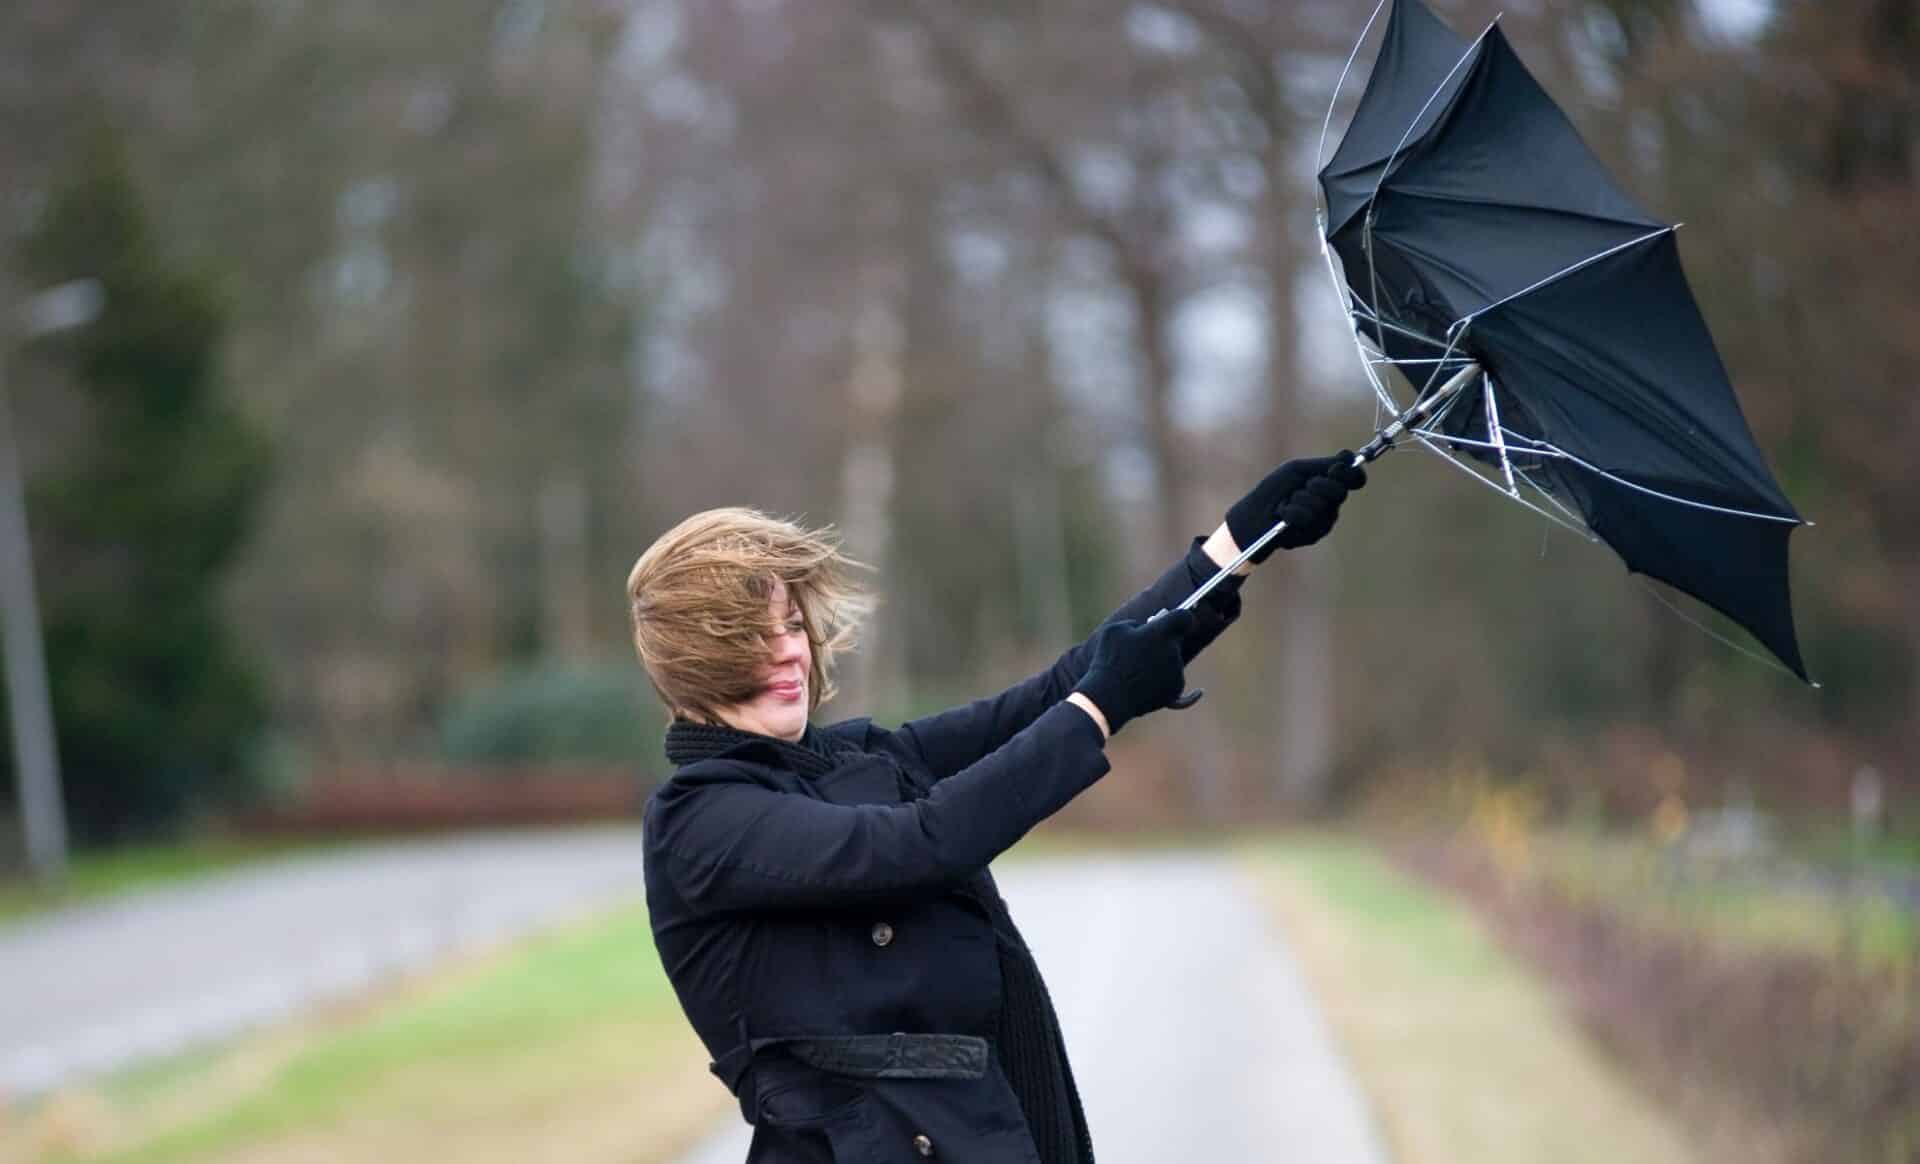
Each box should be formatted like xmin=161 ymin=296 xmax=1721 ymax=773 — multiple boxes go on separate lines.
xmin=1224 ymin=451 xmax=1369 ymax=564
xmin=1072 ymin=610 xmax=1195 ymax=735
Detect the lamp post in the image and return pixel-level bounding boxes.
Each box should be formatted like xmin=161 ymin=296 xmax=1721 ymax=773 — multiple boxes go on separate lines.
xmin=2 ymin=278 xmax=103 ymax=882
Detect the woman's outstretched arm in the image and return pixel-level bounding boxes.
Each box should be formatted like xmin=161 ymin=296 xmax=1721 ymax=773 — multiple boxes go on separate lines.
xmin=650 ymin=611 xmax=1193 ymax=913
xmin=862 ymin=529 xmax=1247 ymax=782
xmin=857 ymin=451 xmax=1366 ymax=782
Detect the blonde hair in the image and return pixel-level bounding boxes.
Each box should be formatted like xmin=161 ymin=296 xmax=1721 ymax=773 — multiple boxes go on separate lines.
xmin=626 ymin=507 xmax=871 ymax=724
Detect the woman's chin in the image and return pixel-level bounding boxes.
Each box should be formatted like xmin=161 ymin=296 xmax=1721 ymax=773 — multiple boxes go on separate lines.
xmin=766 ymin=719 xmax=806 ymax=742
xmin=759 ymin=701 xmax=809 ymax=741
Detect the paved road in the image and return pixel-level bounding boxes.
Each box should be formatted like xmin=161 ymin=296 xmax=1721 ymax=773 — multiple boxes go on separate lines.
xmin=674 ymin=852 xmax=1387 ymax=1164
xmin=0 ymin=828 xmax=650 ymax=1097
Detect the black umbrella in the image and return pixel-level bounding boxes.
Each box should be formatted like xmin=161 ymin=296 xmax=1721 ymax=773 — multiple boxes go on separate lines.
xmin=1269 ymin=0 xmax=1808 ymax=680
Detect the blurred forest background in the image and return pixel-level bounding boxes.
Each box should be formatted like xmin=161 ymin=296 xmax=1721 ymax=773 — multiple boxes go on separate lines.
xmin=1 ymin=3 xmax=1915 ymax=1161
xmin=0 ymin=0 xmax=1913 ymax=846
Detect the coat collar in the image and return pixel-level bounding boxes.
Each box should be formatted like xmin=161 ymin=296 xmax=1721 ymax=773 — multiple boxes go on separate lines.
xmin=663 ymin=719 xmax=856 ymax=779
xmin=664 ymin=719 xmax=906 ymax=807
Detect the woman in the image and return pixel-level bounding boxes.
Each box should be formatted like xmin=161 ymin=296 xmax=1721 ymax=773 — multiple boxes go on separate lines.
xmin=630 ymin=453 xmax=1365 ymax=1163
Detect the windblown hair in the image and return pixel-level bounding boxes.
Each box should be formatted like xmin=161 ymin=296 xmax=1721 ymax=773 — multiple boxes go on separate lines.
xmin=626 ymin=507 xmax=871 ymax=724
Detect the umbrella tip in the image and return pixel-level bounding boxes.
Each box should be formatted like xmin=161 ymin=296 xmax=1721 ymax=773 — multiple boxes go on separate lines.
xmin=1803 ymin=519 xmax=1817 ymax=529
xmin=1810 ymin=680 xmax=1824 ymax=690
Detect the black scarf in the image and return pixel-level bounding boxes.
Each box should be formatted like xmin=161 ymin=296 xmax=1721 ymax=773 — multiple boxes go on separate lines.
xmin=663 ymin=719 xmax=856 ymax=778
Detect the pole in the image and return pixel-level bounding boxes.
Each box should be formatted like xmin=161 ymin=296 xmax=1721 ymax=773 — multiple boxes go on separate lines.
xmin=0 ymin=349 xmax=68 ymax=881
xmin=0 ymin=279 xmax=98 ymax=882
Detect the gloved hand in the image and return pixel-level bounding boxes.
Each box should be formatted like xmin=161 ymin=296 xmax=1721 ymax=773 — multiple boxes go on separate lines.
xmin=1072 ymin=610 xmax=1195 ymax=734
xmin=1224 ymin=451 xmax=1368 ymax=563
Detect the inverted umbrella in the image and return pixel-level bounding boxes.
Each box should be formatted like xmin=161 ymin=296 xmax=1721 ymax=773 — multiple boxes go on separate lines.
xmin=1172 ymin=0 xmax=1811 ymax=684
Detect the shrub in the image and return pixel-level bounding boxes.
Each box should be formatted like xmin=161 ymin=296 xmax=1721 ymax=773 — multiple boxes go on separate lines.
xmin=436 ymin=661 xmax=664 ymax=771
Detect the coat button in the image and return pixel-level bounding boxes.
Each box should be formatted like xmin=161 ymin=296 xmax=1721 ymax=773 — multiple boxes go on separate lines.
xmin=912 ymin=1132 xmax=934 ymax=1157
xmin=870 ymin=921 xmax=895 ymax=947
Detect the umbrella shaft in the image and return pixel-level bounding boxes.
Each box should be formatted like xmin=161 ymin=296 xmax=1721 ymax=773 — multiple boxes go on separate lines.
xmin=1356 ymin=360 xmax=1481 ymax=463
xmin=1176 ymin=361 xmax=1479 ymax=614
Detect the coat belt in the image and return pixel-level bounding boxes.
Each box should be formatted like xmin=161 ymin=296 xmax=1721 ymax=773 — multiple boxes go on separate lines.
xmin=711 ymin=1032 xmax=990 ymax=1094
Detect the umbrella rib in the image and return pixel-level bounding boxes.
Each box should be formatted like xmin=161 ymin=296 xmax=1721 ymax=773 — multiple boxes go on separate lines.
xmin=1498 ymin=430 xmax=1803 ymax=524
xmin=1365 ymin=228 xmax=1390 ymax=352
xmin=1364 ymin=17 xmax=1499 ymax=220
xmin=1424 ymin=432 xmax=1812 ymax=681
xmin=1384 ymin=184 xmax=1664 ymax=232
xmin=1459 ymin=225 xmax=1675 ymax=325
xmin=1349 ymin=319 xmax=1401 ymax=416
xmin=1408 ymin=428 xmax=1556 ymax=457
xmin=1321 ymin=218 xmax=1403 ymax=416
xmin=1360 ymin=16 xmax=1498 ymax=358
xmin=1638 ymin=579 xmax=1819 ymax=686
xmin=1411 ymin=428 xmax=1600 ymax=531
xmin=1513 ymin=466 xmax=1588 ymax=527
xmin=1417 ymin=320 xmax=1475 ymax=400
xmin=1348 ymin=304 xmax=1452 ymax=352
xmin=1404 ymin=429 xmax=1601 ymax=542
xmin=1483 ymin=372 xmax=1518 ymax=492
xmin=1315 ymin=0 xmax=1392 ymax=174
xmin=1476 ymin=311 xmax=1794 ymax=509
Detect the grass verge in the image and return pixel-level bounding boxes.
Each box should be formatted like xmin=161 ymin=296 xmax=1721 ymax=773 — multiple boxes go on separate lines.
xmin=1524 ymin=829 xmax=1917 ymax=971
xmin=1240 ymin=834 xmax=1698 ymax=1164
xmin=1409 ymin=834 xmax=1919 ymax=1164
xmin=1 ymin=902 xmax=726 ymax=1164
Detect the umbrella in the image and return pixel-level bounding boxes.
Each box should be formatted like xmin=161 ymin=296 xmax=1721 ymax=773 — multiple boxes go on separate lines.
xmin=1177 ymin=0 xmax=1811 ymax=683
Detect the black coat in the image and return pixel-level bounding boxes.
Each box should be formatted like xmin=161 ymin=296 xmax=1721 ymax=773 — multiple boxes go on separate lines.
xmin=642 ymin=543 xmax=1240 ymax=1163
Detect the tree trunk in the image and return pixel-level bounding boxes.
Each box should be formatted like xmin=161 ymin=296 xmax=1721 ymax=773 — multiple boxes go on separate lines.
xmin=538 ymin=470 xmax=594 ymax=658
xmin=1263 ymin=158 xmax=1335 ymax=810
xmin=1129 ymin=263 xmax=1187 ymax=563
xmin=838 ymin=201 xmax=908 ymax=714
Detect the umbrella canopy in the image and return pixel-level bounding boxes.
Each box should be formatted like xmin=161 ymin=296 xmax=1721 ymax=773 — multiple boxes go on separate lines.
xmin=1317 ymin=0 xmax=1809 ymax=679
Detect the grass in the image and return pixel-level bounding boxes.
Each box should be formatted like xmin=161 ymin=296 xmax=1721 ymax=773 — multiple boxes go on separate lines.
xmin=1241 ymin=833 xmax=1700 ymax=1164
xmin=2 ymin=902 xmax=725 ymax=1164
xmin=1524 ymin=830 xmax=1919 ymax=971
xmin=0 ymin=837 xmax=349 ymax=929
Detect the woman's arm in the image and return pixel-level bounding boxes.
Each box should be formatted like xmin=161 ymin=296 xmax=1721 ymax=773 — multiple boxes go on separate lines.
xmin=878 ymin=533 xmax=1248 ymax=781
xmin=1200 ymin=521 xmax=1255 ymax=577
xmin=651 ymin=611 xmax=1191 ymax=914
xmin=648 ymin=702 xmax=1109 ymax=913
xmin=1064 ymin=691 xmax=1109 ymax=739
xmin=863 ymin=452 xmax=1363 ymax=783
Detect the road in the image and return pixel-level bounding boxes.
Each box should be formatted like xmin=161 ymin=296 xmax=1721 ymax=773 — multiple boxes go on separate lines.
xmin=673 ymin=852 xmax=1387 ymax=1164
xmin=0 ymin=827 xmax=650 ymax=1097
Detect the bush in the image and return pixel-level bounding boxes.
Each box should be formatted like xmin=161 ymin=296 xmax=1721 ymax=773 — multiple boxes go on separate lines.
xmin=437 ymin=662 xmax=664 ymax=771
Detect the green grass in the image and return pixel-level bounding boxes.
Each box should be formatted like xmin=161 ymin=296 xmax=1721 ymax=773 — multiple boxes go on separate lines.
xmin=1528 ymin=830 xmax=1920 ymax=970
xmin=1242 ymin=834 xmax=1699 ymax=1164
xmin=0 ymin=837 xmax=349 ymax=928
xmin=15 ymin=901 xmax=711 ymax=1164
xmin=1794 ymin=826 xmax=1920 ymax=873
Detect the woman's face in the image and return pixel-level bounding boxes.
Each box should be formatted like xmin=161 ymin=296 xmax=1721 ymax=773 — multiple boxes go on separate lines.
xmin=713 ymin=578 xmax=812 ymax=741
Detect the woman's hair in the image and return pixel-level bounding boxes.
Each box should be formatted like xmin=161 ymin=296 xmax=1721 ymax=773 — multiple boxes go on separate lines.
xmin=626 ymin=507 xmax=871 ymax=724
